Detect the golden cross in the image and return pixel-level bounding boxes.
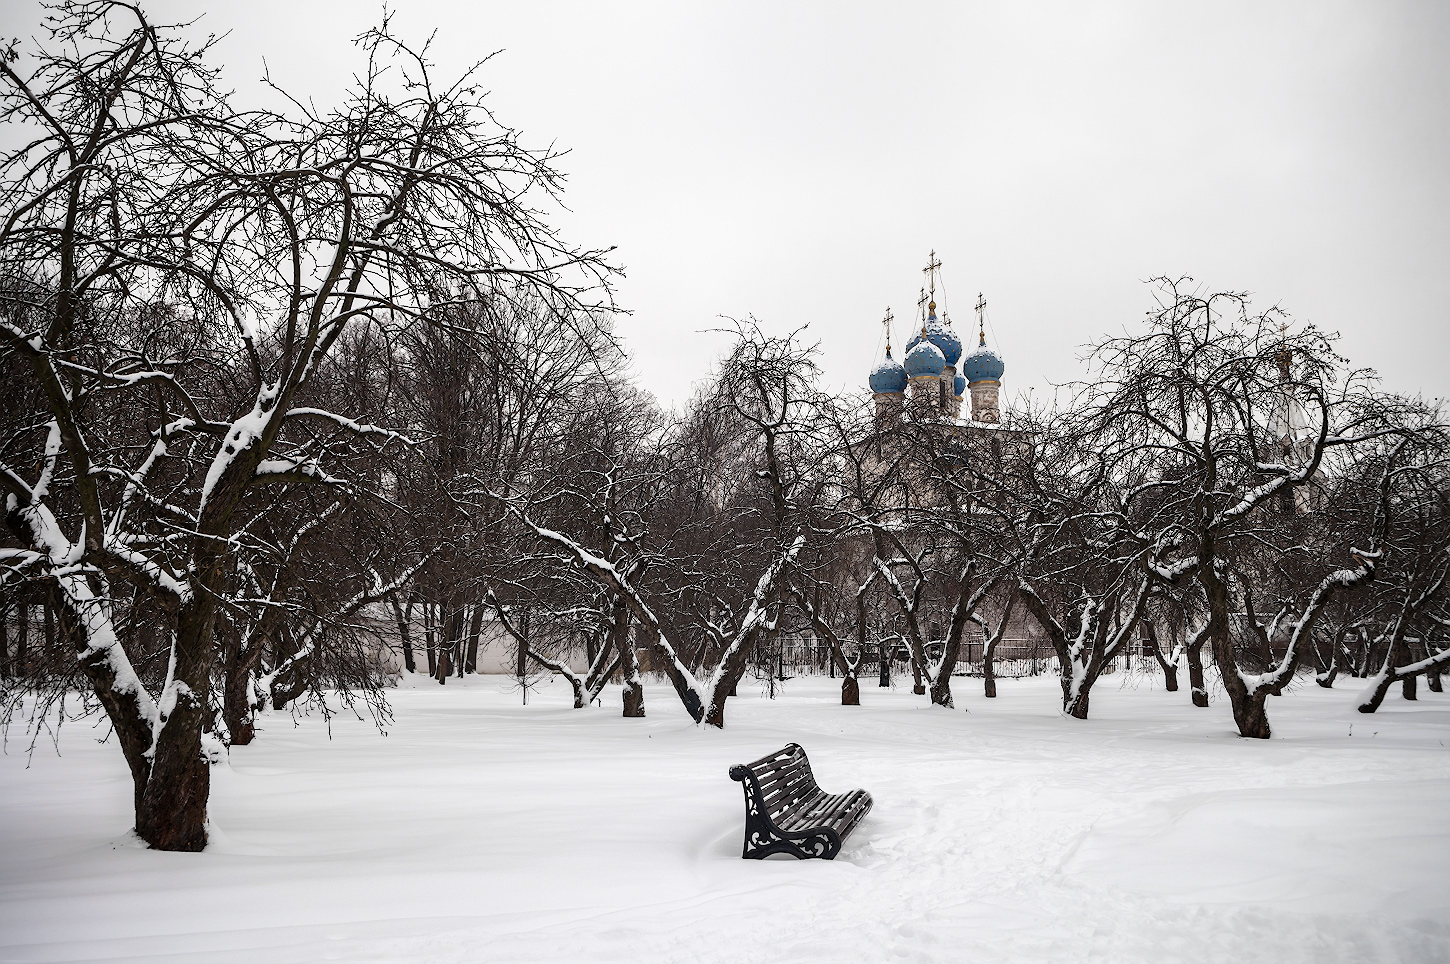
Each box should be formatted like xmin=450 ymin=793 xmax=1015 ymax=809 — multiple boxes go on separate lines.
xmin=923 ymin=250 xmax=943 ymax=302
xmin=975 ymin=292 xmax=987 ymax=340
xmin=917 ymin=288 xmax=929 ymax=334
xmin=882 ymin=307 xmax=894 ymax=351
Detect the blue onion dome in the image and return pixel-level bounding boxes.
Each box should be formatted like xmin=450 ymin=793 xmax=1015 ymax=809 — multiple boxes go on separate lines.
xmin=961 ymin=333 xmax=1005 ymax=383
xmin=904 ymin=305 xmax=962 ymax=367
xmin=869 ymin=348 xmax=908 ymax=394
xmin=904 ymin=339 xmax=946 ymax=377
xmin=954 ymin=373 xmax=967 ymax=397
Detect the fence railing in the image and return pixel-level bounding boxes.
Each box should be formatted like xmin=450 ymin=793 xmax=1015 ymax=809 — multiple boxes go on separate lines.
xmin=746 ymin=636 xmax=1185 ymax=682
xmin=748 ymin=637 xmax=1053 ymax=680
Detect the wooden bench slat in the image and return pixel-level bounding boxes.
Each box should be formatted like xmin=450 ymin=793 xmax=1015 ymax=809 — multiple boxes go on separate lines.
xmin=760 ymin=775 xmax=817 ymax=810
xmin=778 ymin=790 xmax=857 ymax=833
xmin=756 ymin=766 xmax=812 ymax=798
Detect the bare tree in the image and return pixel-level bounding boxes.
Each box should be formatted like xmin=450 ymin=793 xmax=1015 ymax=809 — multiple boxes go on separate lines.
xmin=0 ymin=4 xmax=612 ymax=848
xmin=1082 ymin=279 xmax=1432 ymax=737
xmin=500 ymin=322 xmax=820 ymax=727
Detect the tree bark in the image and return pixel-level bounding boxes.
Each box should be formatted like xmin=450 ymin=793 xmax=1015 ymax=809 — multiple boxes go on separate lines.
xmin=1067 ymin=690 xmax=1091 ymax=720
xmin=448 ymin=607 xmax=466 ymax=679
xmin=15 ymin=599 xmax=28 ymax=676
xmin=1186 ymin=633 xmax=1209 ymax=707
xmin=614 ymin=600 xmax=644 ymax=717
xmin=435 ymin=604 xmax=453 ymax=684
xmin=0 ymin=597 xmax=9 ymax=677
xmin=390 ymin=593 xmax=415 ymax=674
xmin=222 ymin=660 xmax=255 ymax=746
xmin=43 ymin=589 xmax=55 ymax=660
xmin=464 ymin=604 xmax=483 ymax=674
xmin=135 ymin=595 xmax=213 ymax=852
xmin=424 ymin=604 xmax=437 ymax=677
xmin=218 ymin=617 xmax=262 ymax=746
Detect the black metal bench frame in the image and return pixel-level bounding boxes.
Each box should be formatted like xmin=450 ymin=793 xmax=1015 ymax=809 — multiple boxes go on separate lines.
xmin=728 ymin=743 xmax=872 ymax=860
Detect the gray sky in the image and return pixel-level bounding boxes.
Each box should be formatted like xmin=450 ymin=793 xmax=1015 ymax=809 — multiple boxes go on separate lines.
xmin=8 ymin=1 xmax=1448 ymax=408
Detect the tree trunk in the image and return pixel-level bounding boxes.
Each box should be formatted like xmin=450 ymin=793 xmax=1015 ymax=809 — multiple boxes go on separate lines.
xmin=390 ymin=593 xmax=415 ymax=674
xmin=222 ymin=659 xmax=255 ymax=746
xmin=464 ymin=604 xmax=484 ymax=674
xmin=15 ymin=599 xmax=28 ymax=676
xmin=704 ymin=626 xmax=763 ymax=727
xmin=267 ymin=625 xmax=303 ymax=710
xmin=1428 ymin=668 xmax=1444 ymax=693
xmin=926 ymin=654 xmax=953 ymax=707
xmin=614 ymin=600 xmax=644 ymax=717
xmin=983 ymin=640 xmax=998 ymax=698
xmin=424 ymin=604 xmax=437 ymax=677
xmin=1359 ymin=670 xmax=1397 ymax=712
xmin=447 ymin=607 xmax=466 ymax=678
xmin=135 ymin=599 xmax=213 ymax=852
xmin=1187 ymin=636 xmax=1209 ymax=707
xmin=435 ymin=604 xmax=454 ymax=684
xmin=1016 ymin=581 xmax=1120 ymax=721
xmin=43 ymin=592 xmax=56 ymax=668
xmin=981 ymin=592 xmax=1014 ymax=701
xmin=1146 ymin=623 xmax=1179 ymax=691
xmin=217 ymin=612 xmax=269 ymax=747
xmin=1203 ymin=565 xmax=1271 ymax=738
xmin=514 ymin=608 xmax=529 ymax=680
xmin=219 ymin=622 xmax=260 ymax=747
xmin=1066 ymin=689 xmax=1091 ymax=720
xmin=0 ymin=597 xmax=9 ymax=677
xmin=1224 ymin=686 xmax=1272 ymax=739
xmin=1396 ymin=641 xmax=1419 ymax=701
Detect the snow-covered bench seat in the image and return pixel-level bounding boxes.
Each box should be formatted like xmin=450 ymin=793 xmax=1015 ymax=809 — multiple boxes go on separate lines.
xmin=728 ymin=743 xmax=872 ymax=860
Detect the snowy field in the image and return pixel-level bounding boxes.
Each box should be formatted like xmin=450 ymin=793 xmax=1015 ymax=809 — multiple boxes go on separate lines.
xmin=2 ymin=673 xmax=1448 ymax=964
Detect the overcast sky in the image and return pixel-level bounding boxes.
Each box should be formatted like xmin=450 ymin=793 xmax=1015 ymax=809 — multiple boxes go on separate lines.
xmin=7 ymin=1 xmax=1447 ymax=408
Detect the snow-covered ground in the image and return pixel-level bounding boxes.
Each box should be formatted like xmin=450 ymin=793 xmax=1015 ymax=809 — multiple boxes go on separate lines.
xmin=2 ymin=673 xmax=1448 ymax=963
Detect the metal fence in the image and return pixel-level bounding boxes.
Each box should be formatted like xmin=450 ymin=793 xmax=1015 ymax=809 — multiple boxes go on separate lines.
xmin=746 ymin=634 xmax=1184 ymax=682
xmin=751 ymin=635 xmax=1073 ymax=680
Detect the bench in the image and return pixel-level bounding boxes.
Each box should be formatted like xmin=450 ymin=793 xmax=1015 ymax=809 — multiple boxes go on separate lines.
xmin=728 ymin=743 xmax=872 ymax=859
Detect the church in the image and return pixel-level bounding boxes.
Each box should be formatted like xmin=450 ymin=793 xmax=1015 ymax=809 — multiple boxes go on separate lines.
xmin=860 ymin=253 xmax=1029 ymax=502
xmin=866 ymin=253 xmax=1007 ymax=427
